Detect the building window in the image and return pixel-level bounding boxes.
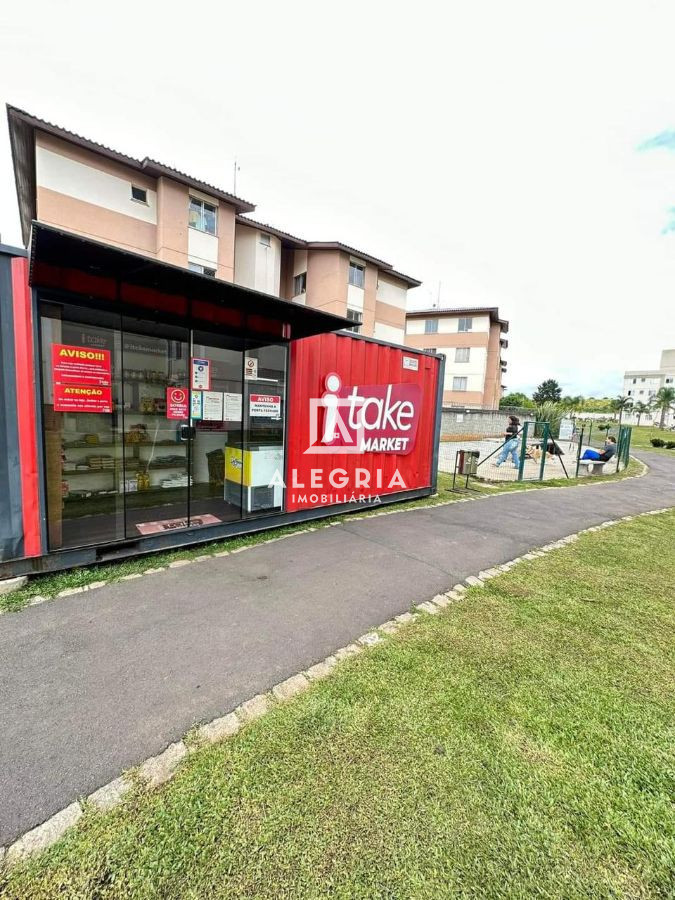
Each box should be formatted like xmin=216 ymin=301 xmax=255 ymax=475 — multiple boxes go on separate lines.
xmin=627 ymin=390 xmax=632 ymax=396
xmin=293 ymin=272 xmax=307 ymax=295
xmin=667 ymin=377 xmax=673 ymax=384
xmin=458 ymin=317 xmax=473 ymax=332
xmin=131 ymin=185 xmax=147 ymax=203
xmin=348 ymin=262 xmax=365 ymax=288
xmin=640 ymin=377 xmax=646 ymax=382
xmin=425 ymin=348 xmax=437 ymax=355
xmin=259 ymin=233 xmax=271 ymax=247
xmin=424 ymin=318 xmax=439 ymax=334
xmin=455 ymin=347 xmax=470 ymax=362
xmin=188 ymin=197 xmax=217 ymax=235
xmin=346 ymin=308 xmax=363 ymax=333
xmin=452 ymin=377 xmax=468 ymax=391
xmin=632 ymin=378 xmax=636 ymax=384
xmin=188 ymin=262 xmax=216 ymax=277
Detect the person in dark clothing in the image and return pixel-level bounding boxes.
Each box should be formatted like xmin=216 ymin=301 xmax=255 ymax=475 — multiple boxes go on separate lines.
xmin=495 ymin=415 xmax=521 ymax=468
xmin=581 ymin=435 xmax=616 ymax=461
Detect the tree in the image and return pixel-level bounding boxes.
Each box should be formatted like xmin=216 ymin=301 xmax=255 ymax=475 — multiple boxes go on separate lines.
xmin=610 ymin=395 xmax=632 ymax=425
xmin=499 ymin=392 xmax=533 ymax=409
xmin=532 ymin=379 xmax=562 ymax=404
xmin=579 ymin=397 xmax=614 ymax=413
xmin=651 ymin=386 xmax=675 ymax=429
xmin=632 ymin=401 xmax=649 ymax=426
xmin=533 ymin=402 xmax=565 ymax=439
xmin=560 ymin=395 xmax=584 ymax=411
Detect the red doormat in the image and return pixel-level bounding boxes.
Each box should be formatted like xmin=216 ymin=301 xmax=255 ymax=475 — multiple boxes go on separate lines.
xmin=135 ymin=513 xmax=222 ymax=535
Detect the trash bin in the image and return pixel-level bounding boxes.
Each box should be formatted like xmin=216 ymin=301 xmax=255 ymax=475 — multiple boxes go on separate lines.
xmin=458 ymin=449 xmax=479 ymax=476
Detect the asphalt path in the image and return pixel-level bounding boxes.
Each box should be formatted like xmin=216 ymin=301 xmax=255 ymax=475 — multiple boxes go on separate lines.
xmin=1 ymin=452 xmax=673 ymax=846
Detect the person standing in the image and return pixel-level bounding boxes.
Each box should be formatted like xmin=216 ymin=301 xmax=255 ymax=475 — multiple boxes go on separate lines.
xmin=495 ymin=415 xmax=521 ymax=468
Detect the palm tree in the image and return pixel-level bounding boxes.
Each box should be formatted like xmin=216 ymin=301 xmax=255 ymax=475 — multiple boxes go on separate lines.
xmin=651 ymin=386 xmax=675 ymax=429
xmin=632 ymin=401 xmax=649 ymax=426
xmin=610 ymin=395 xmax=632 ymax=426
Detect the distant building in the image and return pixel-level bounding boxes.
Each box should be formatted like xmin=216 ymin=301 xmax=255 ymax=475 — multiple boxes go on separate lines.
xmin=404 ymin=307 xmax=508 ymax=408
xmin=623 ymin=349 xmax=675 ymax=427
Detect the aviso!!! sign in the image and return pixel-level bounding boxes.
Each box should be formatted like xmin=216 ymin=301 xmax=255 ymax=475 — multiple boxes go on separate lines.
xmin=51 ymin=344 xmax=112 ymax=413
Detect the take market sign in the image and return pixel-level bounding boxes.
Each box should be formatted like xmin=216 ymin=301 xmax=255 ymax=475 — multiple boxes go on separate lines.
xmin=51 ymin=344 xmax=112 ymax=413
xmin=306 ymin=373 xmax=422 ymax=455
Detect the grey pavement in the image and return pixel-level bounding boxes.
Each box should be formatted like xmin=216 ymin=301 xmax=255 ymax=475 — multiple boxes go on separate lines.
xmin=1 ymin=451 xmax=674 ymax=847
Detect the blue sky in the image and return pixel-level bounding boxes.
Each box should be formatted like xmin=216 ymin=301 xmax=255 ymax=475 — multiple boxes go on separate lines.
xmin=1 ymin=0 xmax=674 ymax=398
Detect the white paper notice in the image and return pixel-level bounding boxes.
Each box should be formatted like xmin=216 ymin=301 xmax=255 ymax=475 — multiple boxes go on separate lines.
xmin=250 ymin=394 xmax=281 ymax=418
xmin=191 ymin=358 xmax=210 ymax=390
xmin=202 ymin=391 xmax=224 ymax=421
xmin=224 ymin=392 xmax=242 ymax=422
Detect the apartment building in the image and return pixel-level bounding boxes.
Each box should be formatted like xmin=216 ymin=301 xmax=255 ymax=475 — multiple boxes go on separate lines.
xmin=622 ymin=349 xmax=675 ymax=426
xmin=405 ymin=307 xmax=508 ymax=408
xmin=7 ymin=106 xmax=420 ymax=340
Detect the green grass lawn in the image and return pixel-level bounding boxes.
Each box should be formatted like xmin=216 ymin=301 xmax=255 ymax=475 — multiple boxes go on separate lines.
xmin=0 ymin=458 xmax=645 ymax=614
xmin=3 ymin=510 xmax=674 ymax=899
xmin=628 ymin=424 xmax=675 ymax=454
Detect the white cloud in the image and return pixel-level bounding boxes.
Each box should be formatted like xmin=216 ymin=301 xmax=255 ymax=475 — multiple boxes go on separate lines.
xmin=0 ymin=0 xmax=674 ymax=398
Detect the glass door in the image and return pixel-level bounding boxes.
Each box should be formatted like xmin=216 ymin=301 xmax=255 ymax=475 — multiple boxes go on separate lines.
xmin=189 ymin=331 xmax=244 ymax=525
xmin=121 ymin=317 xmax=190 ymax=537
xmin=241 ymin=341 xmax=287 ymax=516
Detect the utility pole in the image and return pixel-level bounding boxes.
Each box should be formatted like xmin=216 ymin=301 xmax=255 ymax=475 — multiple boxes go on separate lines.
xmin=233 ymin=159 xmax=240 ymax=195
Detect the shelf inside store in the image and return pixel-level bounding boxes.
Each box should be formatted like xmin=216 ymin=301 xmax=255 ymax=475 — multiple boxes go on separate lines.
xmin=63 ymin=463 xmax=188 ymax=476
xmin=63 ymin=440 xmax=185 ymax=449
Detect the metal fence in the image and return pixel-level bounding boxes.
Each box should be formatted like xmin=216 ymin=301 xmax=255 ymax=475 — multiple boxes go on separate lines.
xmin=438 ymin=410 xmax=632 ymax=484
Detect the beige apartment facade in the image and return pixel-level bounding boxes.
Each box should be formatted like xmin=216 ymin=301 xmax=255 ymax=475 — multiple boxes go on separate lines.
xmin=8 ymin=106 xmax=420 ymax=339
xmin=405 ymin=307 xmax=508 ymax=408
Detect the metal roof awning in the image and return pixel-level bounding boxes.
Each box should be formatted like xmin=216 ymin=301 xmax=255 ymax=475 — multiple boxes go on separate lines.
xmin=29 ymin=223 xmax=351 ymax=340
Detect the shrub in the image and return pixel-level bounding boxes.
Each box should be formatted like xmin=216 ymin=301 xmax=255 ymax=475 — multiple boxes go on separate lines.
xmin=650 ymin=438 xmax=665 ymax=447
xmin=666 ymin=441 xmax=675 ymax=449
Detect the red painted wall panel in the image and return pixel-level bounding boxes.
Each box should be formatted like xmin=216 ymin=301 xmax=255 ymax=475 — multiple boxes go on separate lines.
xmin=286 ymin=333 xmax=440 ymax=511
xmin=11 ymin=257 xmax=42 ymax=558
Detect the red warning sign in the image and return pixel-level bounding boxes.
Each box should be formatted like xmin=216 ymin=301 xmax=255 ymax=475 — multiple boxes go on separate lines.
xmin=51 ymin=344 xmax=113 ymax=413
xmin=166 ymin=387 xmax=189 ymax=419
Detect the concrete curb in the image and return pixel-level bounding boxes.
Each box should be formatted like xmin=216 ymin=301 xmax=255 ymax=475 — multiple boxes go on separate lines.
xmin=1 ymin=501 xmax=671 ymax=869
xmin=0 ymin=456 xmax=650 ymax=615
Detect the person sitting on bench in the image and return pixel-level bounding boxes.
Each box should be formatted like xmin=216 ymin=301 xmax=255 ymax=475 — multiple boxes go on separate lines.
xmin=581 ymin=436 xmax=616 ymax=462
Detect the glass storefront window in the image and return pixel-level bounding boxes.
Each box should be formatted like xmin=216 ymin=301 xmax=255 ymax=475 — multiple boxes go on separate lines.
xmin=41 ymin=303 xmax=125 ymax=550
xmin=39 ymin=299 xmax=289 ymax=551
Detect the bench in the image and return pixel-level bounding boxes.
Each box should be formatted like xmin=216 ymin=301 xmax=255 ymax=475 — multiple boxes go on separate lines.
xmin=578 ymin=459 xmax=609 ymax=475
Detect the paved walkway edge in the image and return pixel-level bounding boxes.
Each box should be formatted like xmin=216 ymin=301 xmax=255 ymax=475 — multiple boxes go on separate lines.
xmin=0 ymin=456 xmax=649 ymax=615
xmin=2 ymin=498 xmax=671 ymax=869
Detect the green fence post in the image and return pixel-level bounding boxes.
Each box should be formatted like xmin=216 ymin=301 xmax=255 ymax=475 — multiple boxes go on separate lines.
xmin=615 ymin=427 xmax=623 ymax=473
xmin=539 ymin=422 xmax=549 ymax=481
xmin=621 ymin=426 xmax=632 ymax=470
xmin=517 ymin=422 xmax=529 ymax=481
xmin=575 ymin=425 xmax=583 ymax=479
